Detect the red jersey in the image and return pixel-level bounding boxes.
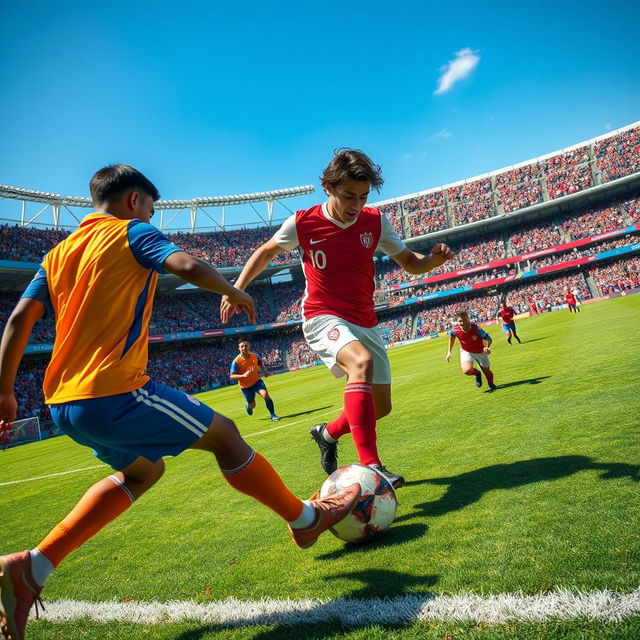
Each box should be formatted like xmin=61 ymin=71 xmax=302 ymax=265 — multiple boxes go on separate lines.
xmin=450 ymin=323 xmax=491 ymax=354
xmin=273 ymin=204 xmax=405 ymax=327
xmin=565 ymin=293 xmax=576 ymax=305
xmin=497 ymin=307 xmax=516 ymax=324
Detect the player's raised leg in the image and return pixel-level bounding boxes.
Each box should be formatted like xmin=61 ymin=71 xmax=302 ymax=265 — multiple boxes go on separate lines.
xmin=190 ymin=412 xmax=360 ymax=548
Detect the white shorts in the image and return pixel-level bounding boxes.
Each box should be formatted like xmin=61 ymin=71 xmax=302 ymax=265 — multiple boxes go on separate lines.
xmin=302 ymin=314 xmax=392 ymax=384
xmin=460 ymin=349 xmax=490 ymax=369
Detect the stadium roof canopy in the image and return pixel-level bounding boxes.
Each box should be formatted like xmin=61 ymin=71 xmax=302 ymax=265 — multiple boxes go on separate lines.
xmin=0 ymin=184 xmax=315 ymax=233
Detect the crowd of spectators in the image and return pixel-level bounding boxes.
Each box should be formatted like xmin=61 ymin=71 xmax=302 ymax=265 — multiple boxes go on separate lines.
xmin=589 ymin=257 xmax=640 ymax=295
xmin=627 ymin=196 xmax=640 ymax=222
xmin=376 ymin=308 xmax=414 ymax=344
xmin=376 ymin=203 xmax=404 ymax=236
xmin=540 ymin=147 xmax=593 ymax=199
xmin=510 ymin=218 xmax=564 ymax=254
xmin=271 ymin=281 xmax=303 ymax=322
xmin=0 ymin=225 xmax=70 ymax=263
xmin=561 ymin=204 xmax=629 ymax=240
xmin=494 ymin=164 xmax=543 ymax=213
xmin=398 ymin=192 xmax=448 ymax=237
xmin=528 ymin=235 xmax=639 ymax=269
xmin=447 ymin=178 xmax=497 ymax=225
xmin=170 ymin=225 xmax=299 ymax=267
xmin=505 ymin=272 xmax=591 ymax=312
xmin=594 ymin=126 xmax=640 ymax=182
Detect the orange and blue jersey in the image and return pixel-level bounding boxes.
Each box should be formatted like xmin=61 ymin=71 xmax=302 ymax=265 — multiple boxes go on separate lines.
xmin=230 ymin=353 xmax=262 ymax=389
xmin=21 ymin=213 xmax=182 ymax=404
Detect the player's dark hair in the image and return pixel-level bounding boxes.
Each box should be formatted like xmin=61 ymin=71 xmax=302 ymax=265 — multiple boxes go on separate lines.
xmin=321 ymin=149 xmax=384 ymax=192
xmin=90 ymin=164 xmax=160 ymax=206
xmin=238 ymin=338 xmax=250 ymax=346
xmin=456 ymin=310 xmax=469 ymax=319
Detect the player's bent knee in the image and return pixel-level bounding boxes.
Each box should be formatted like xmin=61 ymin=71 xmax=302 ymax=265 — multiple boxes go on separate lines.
xmin=192 ymin=414 xmax=243 ymax=452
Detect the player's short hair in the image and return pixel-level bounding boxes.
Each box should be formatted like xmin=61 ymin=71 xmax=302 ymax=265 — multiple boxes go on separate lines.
xmin=90 ymin=164 xmax=160 ymax=206
xmin=238 ymin=338 xmax=250 ymax=346
xmin=456 ymin=310 xmax=469 ymax=319
xmin=321 ymin=149 xmax=384 ymax=192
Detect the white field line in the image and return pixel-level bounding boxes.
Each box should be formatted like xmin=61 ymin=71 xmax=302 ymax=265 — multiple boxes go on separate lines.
xmin=0 ymin=411 xmax=336 ymax=487
xmin=40 ymin=588 xmax=640 ymax=626
xmin=0 ymin=465 xmax=105 ymax=487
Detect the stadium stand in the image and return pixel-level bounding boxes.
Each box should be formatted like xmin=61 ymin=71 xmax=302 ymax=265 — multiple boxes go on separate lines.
xmin=2 ymin=123 xmax=639 ymax=424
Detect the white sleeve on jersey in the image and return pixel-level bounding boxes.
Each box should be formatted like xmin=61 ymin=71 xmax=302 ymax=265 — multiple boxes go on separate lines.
xmin=271 ymin=214 xmax=299 ymax=251
xmin=376 ymin=214 xmax=407 ymax=256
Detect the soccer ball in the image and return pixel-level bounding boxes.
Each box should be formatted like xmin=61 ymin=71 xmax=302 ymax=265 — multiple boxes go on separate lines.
xmin=320 ymin=464 xmax=397 ymax=543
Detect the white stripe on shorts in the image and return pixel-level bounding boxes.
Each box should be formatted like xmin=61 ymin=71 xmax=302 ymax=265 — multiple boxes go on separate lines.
xmin=132 ymin=388 xmax=208 ymax=437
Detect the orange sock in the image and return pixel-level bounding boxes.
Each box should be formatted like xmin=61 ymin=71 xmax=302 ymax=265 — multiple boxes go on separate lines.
xmin=38 ymin=475 xmax=134 ymax=567
xmin=222 ymin=451 xmax=303 ymax=522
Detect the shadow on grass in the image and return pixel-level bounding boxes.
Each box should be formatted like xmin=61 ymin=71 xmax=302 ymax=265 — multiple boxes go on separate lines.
xmin=495 ymin=375 xmax=551 ymax=389
xmin=518 ymin=336 xmax=549 ymax=344
xmin=399 ymin=455 xmax=640 ymax=520
xmin=315 ymin=522 xmax=428 ymax=561
xmin=172 ymin=567 xmax=438 ymax=639
xmin=260 ymin=405 xmax=334 ymax=420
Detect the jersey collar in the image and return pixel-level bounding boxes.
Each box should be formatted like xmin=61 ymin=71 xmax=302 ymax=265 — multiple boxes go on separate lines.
xmin=321 ymin=202 xmax=357 ymax=229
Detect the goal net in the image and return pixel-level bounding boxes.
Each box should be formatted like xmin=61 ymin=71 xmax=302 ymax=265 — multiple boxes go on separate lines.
xmin=4 ymin=416 xmax=41 ymax=448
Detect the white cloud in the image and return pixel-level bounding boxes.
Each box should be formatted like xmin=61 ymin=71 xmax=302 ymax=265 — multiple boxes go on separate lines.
xmin=430 ymin=129 xmax=453 ymax=139
xmin=434 ymin=48 xmax=480 ymax=95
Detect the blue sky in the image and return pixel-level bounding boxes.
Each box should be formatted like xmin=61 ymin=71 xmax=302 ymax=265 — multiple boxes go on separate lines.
xmin=0 ymin=0 xmax=638 ymax=229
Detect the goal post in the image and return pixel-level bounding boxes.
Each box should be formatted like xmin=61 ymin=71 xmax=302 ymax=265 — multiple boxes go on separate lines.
xmin=3 ymin=416 xmax=41 ymax=448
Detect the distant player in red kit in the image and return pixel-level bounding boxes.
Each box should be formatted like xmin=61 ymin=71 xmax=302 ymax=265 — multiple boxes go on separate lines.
xmin=496 ymin=300 xmax=522 ymax=345
xmin=221 ymin=149 xmax=452 ymax=488
xmin=565 ymin=290 xmax=580 ymax=313
xmin=446 ymin=311 xmax=497 ymax=392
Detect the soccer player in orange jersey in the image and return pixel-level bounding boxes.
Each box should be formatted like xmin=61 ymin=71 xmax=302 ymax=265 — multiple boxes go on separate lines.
xmin=231 ymin=339 xmax=280 ymax=420
xmin=0 ymin=165 xmax=359 ymax=640
xmin=221 ymin=149 xmax=452 ymax=489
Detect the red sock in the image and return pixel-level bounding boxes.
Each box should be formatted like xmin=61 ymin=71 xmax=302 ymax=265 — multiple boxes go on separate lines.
xmin=485 ymin=370 xmax=494 ymax=385
xmin=326 ymin=411 xmax=350 ymax=439
xmin=343 ymin=382 xmax=380 ymax=467
xmin=471 ymin=368 xmax=479 ymax=376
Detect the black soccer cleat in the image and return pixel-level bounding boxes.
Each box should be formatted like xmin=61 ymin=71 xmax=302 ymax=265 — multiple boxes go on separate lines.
xmin=475 ymin=370 xmax=482 ymax=388
xmin=309 ymin=424 xmax=338 ymax=475
xmin=371 ymin=464 xmax=405 ymax=489
xmin=486 ymin=384 xmax=498 ymax=393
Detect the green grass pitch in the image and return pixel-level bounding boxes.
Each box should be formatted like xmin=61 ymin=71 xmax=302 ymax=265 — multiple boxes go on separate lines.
xmin=1 ymin=295 xmax=639 ymax=639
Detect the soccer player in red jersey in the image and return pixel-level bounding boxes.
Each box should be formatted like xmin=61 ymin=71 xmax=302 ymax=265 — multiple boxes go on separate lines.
xmin=221 ymin=149 xmax=452 ymax=488
xmin=0 ymin=165 xmax=360 ymax=640
xmin=565 ymin=290 xmax=580 ymax=313
xmin=446 ymin=310 xmax=497 ymax=392
xmin=230 ymin=339 xmax=280 ymax=420
xmin=496 ymin=300 xmax=522 ymax=345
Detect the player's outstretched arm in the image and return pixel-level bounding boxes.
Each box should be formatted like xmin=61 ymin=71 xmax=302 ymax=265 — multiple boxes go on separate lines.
xmin=164 ymin=252 xmax=256 ymax=324
xmin=0 ymin=297 xmax=45 ymax=426
xmin=391 ymin=243 xmax=453 ymax=275
xmin=445 ymin=336 xmax=455 ymax=362
xmin=220 ymin=239 xmax=282 ymax=323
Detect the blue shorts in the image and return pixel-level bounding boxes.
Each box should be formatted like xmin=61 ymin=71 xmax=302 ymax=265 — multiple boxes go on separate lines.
xmin=49 ymin=379 xmax=215 ymax=470
xmin=240 ymin=379 xmax=267 ymax=404
xmin=501 ymin=322 xmax=516 ymax=333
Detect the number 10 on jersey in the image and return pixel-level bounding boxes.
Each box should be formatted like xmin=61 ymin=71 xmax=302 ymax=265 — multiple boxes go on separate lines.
xmin=309 ymin=249 xmax=327 ymax=270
